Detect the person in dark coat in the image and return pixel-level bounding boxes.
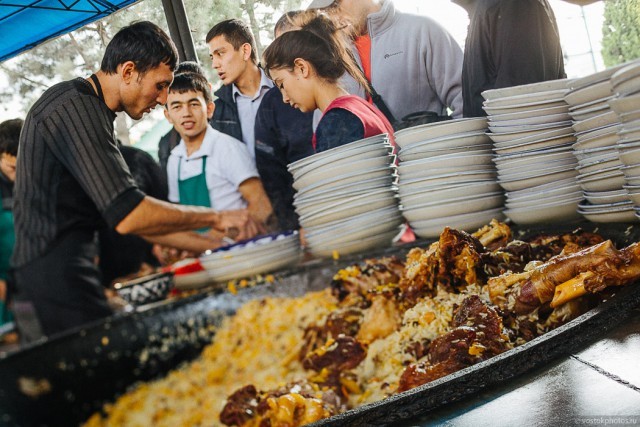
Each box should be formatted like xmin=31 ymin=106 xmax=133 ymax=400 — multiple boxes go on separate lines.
xmin=453 ymin=0 xmax=567 ymax=117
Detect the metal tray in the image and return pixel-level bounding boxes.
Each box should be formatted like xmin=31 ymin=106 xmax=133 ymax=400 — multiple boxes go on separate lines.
xmin=1 ymin=221 xmax=640 ymax=427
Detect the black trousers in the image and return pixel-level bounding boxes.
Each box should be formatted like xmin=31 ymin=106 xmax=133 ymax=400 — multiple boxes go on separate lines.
xmin=12 ymin=230 xmax=112 ymax=341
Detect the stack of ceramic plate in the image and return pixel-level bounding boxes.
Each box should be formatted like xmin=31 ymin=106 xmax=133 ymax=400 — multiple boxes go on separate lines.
xmin=608 ymin=59 xmax=640 ymax=221
xmin=483 ymin=79 xmax=581 ymax=224
xmin=395 ymin=118 xmax=503 ymax=237
xmin=565 ymin=66 xmax=628 ymax=219
xmin=199 ymin=231 xmax=301 ymax=282
xmin=290 ymin=135 xmax=401 ymax=257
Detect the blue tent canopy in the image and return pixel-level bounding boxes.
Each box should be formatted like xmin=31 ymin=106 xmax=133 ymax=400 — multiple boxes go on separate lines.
xmin=0 ymin=0 xmax=140 ymax=62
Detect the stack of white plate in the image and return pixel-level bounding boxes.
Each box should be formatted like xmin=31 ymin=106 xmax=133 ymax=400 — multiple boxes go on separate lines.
xmin=290 ymin=135 xmax=401 ymax=257
xmin=566 ymin=66 xmax=628 ymax=217
xmin=483 ymin=79 xmax=581 ymax=224
xmin=395 ymin=118 xmax=503 ymax=237
xmin=609 ymin=60 xmax=640 ymax=221
xmin=199 ymin=231 xmax=301 ymax=282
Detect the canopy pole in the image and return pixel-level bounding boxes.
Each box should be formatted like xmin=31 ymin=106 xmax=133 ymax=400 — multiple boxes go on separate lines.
xmin=161 ymin=0 xmax=198 ymax=63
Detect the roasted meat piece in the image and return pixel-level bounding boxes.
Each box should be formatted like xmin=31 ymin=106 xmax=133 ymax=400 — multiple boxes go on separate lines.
xmin=472 ymin=219 xmax=512 ymax=251
xmin=302 ymin=335 xmax=366 ymax=372
xmin=220 ymin=381 xmax=343 ymax=427
xmin=488 ymin=241 xmax=640 ymax=314
xmin=299 ymin=307 xmax=364 ymax=360
xmin=331 ymin=257 xmax=404 ymax=302
xmin=356 ymin=295 xmax=401 ymax=344
xmin=397 ymin=296 xmax=509 ymax=392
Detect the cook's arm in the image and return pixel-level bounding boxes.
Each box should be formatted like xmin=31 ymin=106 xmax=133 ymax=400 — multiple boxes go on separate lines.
xmin=142 ymin=230 xmax=224 ymax=254
xmin=116 ymin=196 xmax=259 ymax=239
xmin=238 ymin=177 xmax=273 ymax=226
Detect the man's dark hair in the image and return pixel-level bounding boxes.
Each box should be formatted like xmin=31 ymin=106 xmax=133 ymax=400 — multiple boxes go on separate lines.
xmin=0 ymin=118 xmax=23 ymax=156
xmin=176 ymin=60 xmax=206 ymax=76
xmin=167 ymin=72 xmax=213 ymax=104
xmin=101 ymin=21 xmax=178 ymax=75
xmin=205 ymin=19 xmax=258 ymax=64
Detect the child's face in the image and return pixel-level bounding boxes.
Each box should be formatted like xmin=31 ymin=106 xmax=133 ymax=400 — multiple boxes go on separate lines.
xmin=0 ymin=153 xmax=16 ymax=182
xmin=270 ymin=66 xmax=315 ymax=113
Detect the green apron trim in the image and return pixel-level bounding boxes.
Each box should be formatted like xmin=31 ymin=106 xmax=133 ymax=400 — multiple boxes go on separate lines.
xmin=178 ymin=156 xmax=211 ymax=233
xmin=0 ymin=191 xmax=14 ymax=325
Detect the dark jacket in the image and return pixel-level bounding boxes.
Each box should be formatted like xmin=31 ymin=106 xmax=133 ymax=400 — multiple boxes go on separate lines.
xmin=255 ymin=87 xmax=315 ymax=231
xmin=457 ymin=0 xmax=566 ymax=117
xmin=211 ymin=84 xmax=243 ymax=142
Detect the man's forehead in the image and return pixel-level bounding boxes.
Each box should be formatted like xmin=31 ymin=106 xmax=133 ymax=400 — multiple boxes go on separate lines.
xmin=208 ymin=35 xmax=231 ymax=50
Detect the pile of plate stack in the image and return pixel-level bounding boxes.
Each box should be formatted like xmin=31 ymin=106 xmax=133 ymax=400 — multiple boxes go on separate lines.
xmin=289 ymin=135 xmax=401 ymax=258
xmin=483 ymin=79 xmax=582 ymax=224
xmin=199 ymin=231 xmax=302 ymax=282
xmin=395 ymin=118 xmax=503 ymax=238
xmin=565 ymin=64 xmax=634 ymax=222
xmin=609 ymin=60 xmax=640 ymax=221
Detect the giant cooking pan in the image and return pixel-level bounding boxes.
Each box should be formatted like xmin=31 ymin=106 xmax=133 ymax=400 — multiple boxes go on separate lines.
xmin=1 ymin=221 xmax=640 ymax=426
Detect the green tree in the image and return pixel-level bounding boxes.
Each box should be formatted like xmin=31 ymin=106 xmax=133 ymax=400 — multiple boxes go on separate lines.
xmin=602 ymin=0 xmax=640 ymax=67
xmin=0 ymin=0 xmax=301 ymax=140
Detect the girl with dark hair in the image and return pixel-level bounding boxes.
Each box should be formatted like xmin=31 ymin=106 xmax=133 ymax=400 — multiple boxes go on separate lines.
xmin=263 ymin=14 xmax=394 ymax=153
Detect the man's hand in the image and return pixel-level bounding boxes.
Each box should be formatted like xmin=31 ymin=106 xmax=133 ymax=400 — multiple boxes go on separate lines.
xmin=216 ymin=209 xmax=264 ymax=241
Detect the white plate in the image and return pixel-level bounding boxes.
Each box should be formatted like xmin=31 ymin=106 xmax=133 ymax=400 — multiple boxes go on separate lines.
xmin=290 ymin=144 xmax=391 ymax=178
xmin=608 ymin=93 xmax=640 ymax=115
xmin=304 ymin=205 xmax=401 ymax=237
xmin=308 ymin=229 xmax=399 ymax=258
xmin=294 ymin=166 xmax=393 ymax=197
xmin=620 ymin=110 xmax=640 ymax=124
xmin=573 ymin=133 xmax=619 ymax=151
xmin=506 ymin=191 xmax=583 ymax=209
xmin=487 ymin=124 xmax=573 ymax=144
xmin=292 ymin=155 xmax=393 ymax=190
xmin=397 ymin=131 xmax=491 ymax=153
xmin=570 ymin=63 xmax=630 ymax=90
xmin=564 ymin=80 xmax=613 ymax=106
xmin=487 ymin=104 xmax=569 ymax=122
xmin=569 ymin=105 xmax=610 ymax=122
xmin=488 ymin=112 xmax=572 ymax=128
xmin=505 ymin=198 xmax=581 ymax=224
xmin=610 ymin=61 xmax=640 ymax=89
xmin=305 ymin=213 xmax=403 ymax=247
xmin=399 ymin=171 xmax=497 ymax=192
xmin=499 ymin=169 xmax=579 ymax=191
xmin=498 ymin=163 xmax=577 ymax=182
xmin=173 ymin=270 xmax=214 ymax=290
xmin=411 ymin=208 xmax=505 ymax=238
xmin=394 ymin=118 xmax=488 ymax=148
xmin=399 ymin=146 xmax=492 ymax=162
xmin=613 ymin=74 xmax=640 ymax=97
xmin=619 ymin=147 xmax=640 ymax=166
xmin=483 ymin=100 xmax=567 ymax=116
xmin=295 ymin=188 xmax=396 ymax=218
xmin=400 ymin=164 xmax=495 ymax=182
xmin=579 ymin=208 xmax=638 ymax=223
xmin=483 ymin=89 xmax=568 ymax=108
xmin=625 ymin=190 xmax=640 ymax=205
xmin=494 ymin=139 xmax=574 ymax=156
xmin=578 ymin=172 xmax=626 ymax=192
xmin=399 ymin=181 xmax=501 ymax=205
xmin=294 ymin=175 xmax=393 ymax=204
xmin=572 ymin=111 xmax=620 ymax=133
xmin=207 ymin=251 xmax=302 ymax=282
xmin=401 ymin=194 xmax=504 ymax=222
xmin=488 ymin=121 xmax=572 ymax=134
xmin=494 ymin=148 xmax=575 ymax=165
xmin=577 ymin=159 xmax=624 ymax=176
xmin=288 ymin=134 xmax=387 ymax=171
xmin=399 ymin=152 xmax=493 ymax=171
xmin=482 ymin=79 xmax=571 ymax=101
xmin=621 ymin=164 xmax=640 ymax=179
xmin=507 ymin=183 xmax=582 ymax=203
xmin=299 ymin=193 xmax=397 ymax=228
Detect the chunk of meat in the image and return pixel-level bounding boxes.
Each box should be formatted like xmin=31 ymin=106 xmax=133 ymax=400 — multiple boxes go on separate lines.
xmin=299 ymin=307 xmax=364 ymax=361
xmin=302 ymin=335 xmax=366 ymax=372
xmin=398 ymin=296 xmax=509 ymax=392
xmin=472 ymin=219 xmax=512 ymax=251
xmin=356 ymin=295 xmax=401 ymax=344
xmin=219 ymin=385 xmax=260 ymax=426
xmin=488 ymin=240 xmax=640 ymax=314
xmin=331 ymin=257 xmax=405 ymax=302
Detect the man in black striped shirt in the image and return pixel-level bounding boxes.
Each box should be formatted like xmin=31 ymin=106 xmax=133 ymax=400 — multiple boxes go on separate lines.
xmin=11 ymin=21 xmax=260 ymax=341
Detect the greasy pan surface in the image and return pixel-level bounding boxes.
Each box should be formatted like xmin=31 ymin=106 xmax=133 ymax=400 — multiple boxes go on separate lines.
xmin=1 ymin=221 xmax=639 ymax=426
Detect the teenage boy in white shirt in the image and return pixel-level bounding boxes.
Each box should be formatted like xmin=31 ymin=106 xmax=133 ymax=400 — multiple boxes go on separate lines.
xmin=165 ymin=72 xmax=273 ymax=234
